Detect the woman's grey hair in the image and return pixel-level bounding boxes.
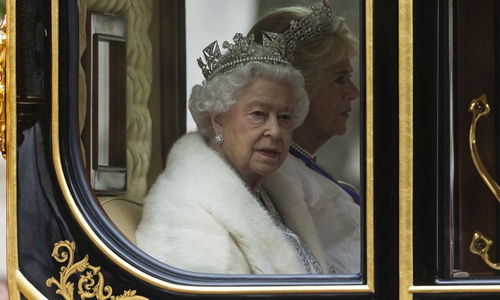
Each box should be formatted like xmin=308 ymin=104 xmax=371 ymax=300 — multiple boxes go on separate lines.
xmin=248 ymin=5 xmax=359 ymax=96
xmin=189 ymin=54 xmax=309 ymax=140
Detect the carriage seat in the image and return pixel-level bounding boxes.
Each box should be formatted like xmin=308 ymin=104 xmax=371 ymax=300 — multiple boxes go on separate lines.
xmin=100 ymin=196 xmax=143 ymax=245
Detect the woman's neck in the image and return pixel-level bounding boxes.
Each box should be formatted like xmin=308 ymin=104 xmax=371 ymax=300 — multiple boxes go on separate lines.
xmin=292 ymin=128 xmax=328 ymax=154
xmin=243 ymin=176 xmax=263 ymax=196
xmin=208 ymin=138 xmax=262 ymax=195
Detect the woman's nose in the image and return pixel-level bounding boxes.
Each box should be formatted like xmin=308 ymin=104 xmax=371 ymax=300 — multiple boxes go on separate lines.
xmin=265 ymin=116 xmax=282 ymax=139
xmin=347 ymin=80 xmax=360 ymax=100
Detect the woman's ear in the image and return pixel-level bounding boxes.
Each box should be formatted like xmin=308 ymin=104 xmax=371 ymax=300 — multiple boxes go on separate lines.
xmin=211 ymin=113 xmax=223 ymax=133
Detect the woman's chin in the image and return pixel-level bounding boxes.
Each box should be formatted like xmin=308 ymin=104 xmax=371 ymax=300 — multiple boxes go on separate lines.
xmin=252 ymin=164 xmax=283 ymax=179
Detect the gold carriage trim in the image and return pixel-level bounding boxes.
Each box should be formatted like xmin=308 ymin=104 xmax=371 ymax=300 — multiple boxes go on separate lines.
xmin=0 ymin=14 xmax=8 ymax=159
xmin=46 ymin=240 xmax=149 ymax=300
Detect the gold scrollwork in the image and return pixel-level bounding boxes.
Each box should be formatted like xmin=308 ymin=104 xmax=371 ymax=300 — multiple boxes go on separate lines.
xmin=46 ymin=240 xmax=149 ymax=300
xmin=470 ymin=231 xmax=500 ymax=270
xmin=0 ymin=15 xmax=7 ymax=159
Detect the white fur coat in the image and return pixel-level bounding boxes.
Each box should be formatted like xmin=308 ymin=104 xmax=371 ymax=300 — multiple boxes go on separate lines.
xmin=135 ymin=132 xmax=327 ymax=274
xmin=263 ymin=155 xmax=361 ymax=274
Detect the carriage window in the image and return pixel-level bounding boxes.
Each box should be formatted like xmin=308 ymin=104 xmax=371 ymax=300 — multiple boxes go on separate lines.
xmin=414 ymin=0 xmax=500 ymax=283
xmin=451 ymin=0 xmax=500 ymax=279
xmin=78 ymin=0 xmax=368 ymax=282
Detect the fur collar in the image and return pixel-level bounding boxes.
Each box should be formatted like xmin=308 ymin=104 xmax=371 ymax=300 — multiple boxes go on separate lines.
xmin=137 ymin=132 xmax=308 ymax=274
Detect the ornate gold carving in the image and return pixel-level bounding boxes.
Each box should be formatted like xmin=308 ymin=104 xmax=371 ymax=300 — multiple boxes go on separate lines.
xmin=470 ymin=231 xmax=500 ymax=270
xmin=0 ymin=15 xmax=7 ymax=159
xmin=468 ymin=94 xmax=500 ymax=202
xmin=46 ymin=240 xmax=148 ymax=300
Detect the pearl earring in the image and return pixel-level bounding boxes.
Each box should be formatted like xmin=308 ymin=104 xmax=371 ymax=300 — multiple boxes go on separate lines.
xmin=215 ymin=133 xmax=224 ymax=144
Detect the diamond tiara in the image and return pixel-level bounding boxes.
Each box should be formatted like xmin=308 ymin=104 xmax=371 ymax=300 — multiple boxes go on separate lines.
xmin=282 ymin=0 xmax=334 ymax=45
xmin=197 ymin=32 xmax=296 ymax=80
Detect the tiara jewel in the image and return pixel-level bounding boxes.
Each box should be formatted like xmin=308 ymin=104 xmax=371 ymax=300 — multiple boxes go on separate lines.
xmin=197 ymin=32 xmax=295 ymax=80
xmin=283 ymin=0 xmax=333 ymax=45
xmin=197 ymin=41 xmax=222 ymax=79
xmin=262 ymin=31 xmax=296 ymax=62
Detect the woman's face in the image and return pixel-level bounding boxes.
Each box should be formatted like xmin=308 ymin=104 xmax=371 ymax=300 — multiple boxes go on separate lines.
xmin=308 ymin=58 xmax=359 ymax=137
xmin=213 ymin=78 xmax=294 ymax=188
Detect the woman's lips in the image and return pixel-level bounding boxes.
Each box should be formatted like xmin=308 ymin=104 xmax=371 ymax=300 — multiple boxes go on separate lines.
xmin=341 ymin=110 xmax=351 ymax=117
xmin=257 ymin=148 xmax=279 ymax=158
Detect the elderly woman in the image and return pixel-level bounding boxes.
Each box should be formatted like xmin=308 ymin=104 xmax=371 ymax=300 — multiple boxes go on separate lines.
xmin=136 ymin=33 xmax=327 ymax=274
xmin=248 ymin=0 xmax=361 ymax=274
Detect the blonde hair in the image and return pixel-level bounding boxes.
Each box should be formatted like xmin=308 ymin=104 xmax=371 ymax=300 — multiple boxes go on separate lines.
xmin=248 ymin=5 xmax=359 ymax=96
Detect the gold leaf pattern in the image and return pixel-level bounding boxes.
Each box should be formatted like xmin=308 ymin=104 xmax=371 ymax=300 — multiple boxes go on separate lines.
xmin=46 ymin=240 xmax=149 ymax=300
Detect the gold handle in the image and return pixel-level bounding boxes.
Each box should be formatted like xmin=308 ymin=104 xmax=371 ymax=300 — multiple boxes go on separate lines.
xmin=468 ymin=94 xmax=500 ymax=202
xmin=468 ymin=95 xmax=500 ymax=270
xmin=470 ymin=231 xmax=500 ymax=270
xmin=0 ymin=15 xmax=7 ymax=159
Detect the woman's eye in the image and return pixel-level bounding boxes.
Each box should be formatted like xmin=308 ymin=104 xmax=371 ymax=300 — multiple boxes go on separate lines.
xmin=251 ymin=111 xmax=266 ymax=117
xmin=279 ymin=114 xmax=292 ymax=121
xmin=334 ymin=76 xmax=345 ymax=84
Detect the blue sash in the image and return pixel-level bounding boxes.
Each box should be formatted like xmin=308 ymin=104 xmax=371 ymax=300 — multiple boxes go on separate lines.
xmin=289 ymin=147 xmax=361 ymax=205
